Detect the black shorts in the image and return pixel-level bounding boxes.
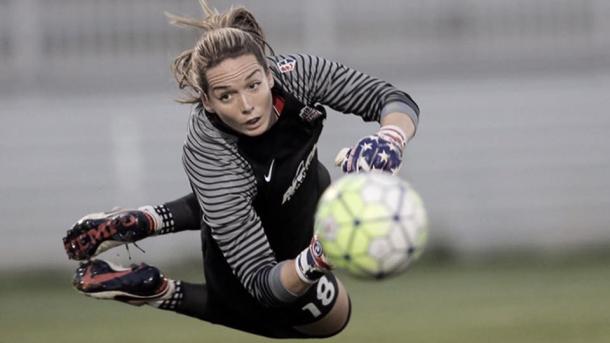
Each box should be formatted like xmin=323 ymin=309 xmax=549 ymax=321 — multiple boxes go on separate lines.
xmin=200 ymin=272 xmax=344 ymax=338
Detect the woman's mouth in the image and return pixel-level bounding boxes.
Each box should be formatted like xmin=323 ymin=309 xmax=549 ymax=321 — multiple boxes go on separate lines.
xmin=245 ymin=117 xmax=261 ymax=128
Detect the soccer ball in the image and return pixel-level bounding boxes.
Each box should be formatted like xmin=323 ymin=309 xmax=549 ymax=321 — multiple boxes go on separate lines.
xmin=315 ymin=172 xmax=428 ymax=279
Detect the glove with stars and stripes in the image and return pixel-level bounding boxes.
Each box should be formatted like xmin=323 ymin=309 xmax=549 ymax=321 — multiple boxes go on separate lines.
xmin=295 ymin=235 xmax=332 ymax=284
xmin=335 ymin=125 xmax=407 ymax=175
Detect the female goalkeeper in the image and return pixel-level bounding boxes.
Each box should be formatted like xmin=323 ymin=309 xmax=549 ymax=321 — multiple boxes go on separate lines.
xmin=63 ymin=0 xmax=419 ymax=338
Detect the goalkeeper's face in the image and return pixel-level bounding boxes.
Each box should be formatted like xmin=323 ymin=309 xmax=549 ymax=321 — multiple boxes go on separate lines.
xmin=202 ymin=53 xmax=276 ymax=137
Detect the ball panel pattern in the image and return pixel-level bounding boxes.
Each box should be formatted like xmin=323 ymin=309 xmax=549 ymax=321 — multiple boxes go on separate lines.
xmin=315 ymin=172 xmax=428 ymax=279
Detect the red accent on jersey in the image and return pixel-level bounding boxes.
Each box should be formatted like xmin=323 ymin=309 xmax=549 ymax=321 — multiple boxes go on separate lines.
xmin=273 ymin=94 xmax=286 ymax=115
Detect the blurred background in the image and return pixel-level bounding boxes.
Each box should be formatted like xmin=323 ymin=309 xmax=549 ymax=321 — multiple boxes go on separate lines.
xmin=1 ymin=1 xmax=609 ymax=342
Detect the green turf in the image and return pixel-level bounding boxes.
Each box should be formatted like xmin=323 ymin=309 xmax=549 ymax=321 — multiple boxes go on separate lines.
xmin=2 ymin=255 xmax=609 ymax=343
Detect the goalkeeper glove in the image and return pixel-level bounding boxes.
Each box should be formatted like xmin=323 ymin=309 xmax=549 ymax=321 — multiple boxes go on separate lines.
xmin=335 ymin=125 xmax=407 ymax=175
xmin=63 ymin=206 xmax=162 ymax=260
xmin=295 ymin=235 xmax=332 ymax=284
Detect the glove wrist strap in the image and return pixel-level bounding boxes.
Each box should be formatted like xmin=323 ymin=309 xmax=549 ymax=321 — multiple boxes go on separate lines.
xmin=378 ymin=125 xmax=407 ymax=151
xmin=295 ymin=246 xmax=325 ymax=284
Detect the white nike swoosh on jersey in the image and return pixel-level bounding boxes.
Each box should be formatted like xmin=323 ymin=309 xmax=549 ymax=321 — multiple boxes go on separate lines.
xmin=264 ymin=159 xmax=275 ymax=182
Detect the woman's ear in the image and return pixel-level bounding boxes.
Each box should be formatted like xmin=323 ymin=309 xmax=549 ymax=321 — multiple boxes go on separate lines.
xmin=201 ymin=93 xmax=215 ymax=113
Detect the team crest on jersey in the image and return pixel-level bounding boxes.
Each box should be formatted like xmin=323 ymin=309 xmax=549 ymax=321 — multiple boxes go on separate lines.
xmin=277 ymin=58 xmax=296 ymax=73
xmin=299 ymin=106 xmax=324 ymax=123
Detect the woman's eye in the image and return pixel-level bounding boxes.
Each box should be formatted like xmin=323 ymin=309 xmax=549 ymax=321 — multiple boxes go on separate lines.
xmin=249 ymin=82 xmax=261 ymax=90
xmin=219 ymin=94 xmax=231 ymax=101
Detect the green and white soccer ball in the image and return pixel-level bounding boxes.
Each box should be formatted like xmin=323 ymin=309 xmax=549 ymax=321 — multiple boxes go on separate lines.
xmin=315 ymin=172 xmax=428 ymax=279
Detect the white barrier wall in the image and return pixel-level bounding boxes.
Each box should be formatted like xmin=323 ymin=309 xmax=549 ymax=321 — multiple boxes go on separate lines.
xmin=1 ymin=0 xmax=609 ymax=89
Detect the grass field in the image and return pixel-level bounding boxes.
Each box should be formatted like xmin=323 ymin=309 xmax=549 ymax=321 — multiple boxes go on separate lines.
xmin=2 ymin=253 xmax=609 ymax=343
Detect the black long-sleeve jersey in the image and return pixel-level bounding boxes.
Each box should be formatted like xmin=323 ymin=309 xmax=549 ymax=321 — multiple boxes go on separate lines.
xmin=182 ymin=54 xmax=419 ymax=308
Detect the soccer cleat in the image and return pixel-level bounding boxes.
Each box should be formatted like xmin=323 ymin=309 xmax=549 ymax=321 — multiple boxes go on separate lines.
xmin=63 ymin=209 xmax=157 ymax=261
xmin=73 ymin=259 xmax=171 ymax=306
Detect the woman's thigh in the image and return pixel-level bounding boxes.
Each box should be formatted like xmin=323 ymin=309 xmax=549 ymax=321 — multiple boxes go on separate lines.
xmin=202 ymin=273 xmax=351 ymax=338
xmin=292 ymin=274 xmax=351 ymax=338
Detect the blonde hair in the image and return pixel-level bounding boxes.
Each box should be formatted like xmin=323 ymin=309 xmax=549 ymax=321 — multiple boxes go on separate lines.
xmin=167 ymin=0 xmax=270 ymax=104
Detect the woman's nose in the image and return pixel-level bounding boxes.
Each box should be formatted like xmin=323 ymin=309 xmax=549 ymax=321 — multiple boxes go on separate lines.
xmin=240 ymin=93 xmax=254 ymax=114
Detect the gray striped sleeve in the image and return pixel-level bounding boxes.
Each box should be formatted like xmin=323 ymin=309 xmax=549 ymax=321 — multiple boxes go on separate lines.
xmin=267 ymin=54 xmax=419 ymax=124
xmin=182 ymin=108 xmax=282 ymax=306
